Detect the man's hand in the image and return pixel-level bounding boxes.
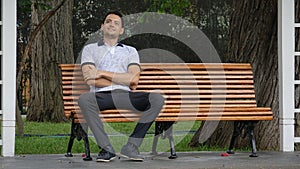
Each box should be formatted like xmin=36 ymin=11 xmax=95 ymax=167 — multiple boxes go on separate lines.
xmin=82 ymin=64 xmax=98 ymax=81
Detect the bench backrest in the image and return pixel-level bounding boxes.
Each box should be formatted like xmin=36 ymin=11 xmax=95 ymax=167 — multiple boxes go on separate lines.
xmin=59 ymin=63 xmax=272 ymax=122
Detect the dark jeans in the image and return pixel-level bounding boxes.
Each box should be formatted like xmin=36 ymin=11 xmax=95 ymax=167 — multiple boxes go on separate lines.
xmin=78 ymin=89 xmax=164 ymax=149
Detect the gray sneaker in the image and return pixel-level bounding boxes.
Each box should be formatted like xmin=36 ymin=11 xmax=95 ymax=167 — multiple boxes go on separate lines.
xmin=96 ymin=146 xmax=116 ymax=162
xmin=120 ymin=143 xmax=144 ymax=161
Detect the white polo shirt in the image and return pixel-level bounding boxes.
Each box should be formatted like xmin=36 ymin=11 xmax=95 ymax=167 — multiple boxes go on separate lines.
xmin=81 ymin=41 xmax=140 ymax=92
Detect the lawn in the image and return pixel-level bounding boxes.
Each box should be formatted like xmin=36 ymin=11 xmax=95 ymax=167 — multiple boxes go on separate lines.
xmin=1 ymin=120 xmax=227 ymax=154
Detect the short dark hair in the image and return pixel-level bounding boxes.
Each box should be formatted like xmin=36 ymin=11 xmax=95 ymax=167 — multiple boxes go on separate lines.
xmin=102 ymin=11 xmax=123 ymax=26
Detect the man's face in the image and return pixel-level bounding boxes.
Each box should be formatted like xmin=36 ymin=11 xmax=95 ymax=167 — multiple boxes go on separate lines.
xmin=101 ymin=14 xmax=124 ymax=39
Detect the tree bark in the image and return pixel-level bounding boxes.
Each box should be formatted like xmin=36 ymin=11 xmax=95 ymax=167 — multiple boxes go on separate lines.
xmin=16 ymin=0 xmax=67 ymax=135
xmin=26 ymin=0 xmax=74 ymax=122
xmin=190 ymin=0 xmax=279 ymax=150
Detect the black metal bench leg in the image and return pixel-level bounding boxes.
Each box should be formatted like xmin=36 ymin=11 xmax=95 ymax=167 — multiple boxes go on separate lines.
xmin=167 ymin=134 xmax=177 ymax=159
xmin=65 ymin=135 xmax=75 ymax=157
xmin=65 ymin=119 xmax=92 ymax=161
xmin=151 ymin=122 xmax=161 ymax=155
xmin=164 ymin=122 xmax=177 ymax=159
xmin=82 ymin=128 xmax=92 ymax=161
xmin=151 ymin=121 xmax=177 ymax=159
xmin=65 ymin=119 xmax=76 ymax=157
xmin=227 ymin=121 xmax=242 ymax=154
xmin=247 ymin=122 xmax=258 ymax=157
xmin=151 ymin=135 xmax=159 ymax=155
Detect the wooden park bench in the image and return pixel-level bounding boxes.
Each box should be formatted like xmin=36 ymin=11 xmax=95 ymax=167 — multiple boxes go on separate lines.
xmin=59 ymin=63 xmax=273 ymax=161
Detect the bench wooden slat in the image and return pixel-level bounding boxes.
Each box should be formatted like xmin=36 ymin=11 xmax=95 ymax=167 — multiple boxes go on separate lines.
xmin=63 ymin=78 xmax=254 ymax=84
xmin=73 ymin=115 xmax=273 ymax=123
xmin=64 ymin=103 xmax=258 ymax=109
xmin=62 ymin=94 xmax=256 ymax=100
xmin=97 ymin=112 xmax=273 ymax=118
xmin=140 ymin=71 xmax=253 ymax=76
xmin=62 ymin=74 xmax=254 ymax=80
xmin=63 ymin=101 xmax=258 ymax=109
xmin=72 ymin=114 xmax=273 ymax=123
xmin=63 ymin=104 xmax=260 ymax=113
xmin=62 ymin=76 xmax=255 ymax=81
xmin=154 ymin=116 xmax=273 ymax=121
xmin=62 ymin=91 xmax=255 ymax=96
xmin=74 ymin=116 xmax=273 ymax=123
xmin=166 ymin=94 xmax=256 ymax=99
xmin=62 ymin=89 xmax=255 ymax=95
xmin=62 ymin=95 xmax=258 ymax=104
xmin=71 ymin=107 xmax=271 ymax=113
xmin=140 ymin=63 xmax=252 ymax=69
xmin=62 ymin=84 xmax=255 ymax=89
xmin=139 ymin=75 xmax=254 ymax=80
xmin=71 ymin=107 xmax=272 ymax=118
xmin=137 ymin=80 xmax=254 ymax=84
xmin=59 ymin=63 xmax=252 ymax=69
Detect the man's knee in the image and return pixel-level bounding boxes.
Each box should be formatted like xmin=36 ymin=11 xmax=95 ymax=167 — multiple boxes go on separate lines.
xmin=150 ymin=92 xmax=165 ymax=109
xmin=78 ymin=92 xmax=96 ymax=108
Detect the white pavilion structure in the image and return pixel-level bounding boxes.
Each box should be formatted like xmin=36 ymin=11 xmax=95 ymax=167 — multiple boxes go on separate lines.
xmin=0 ymin=0 xmax=298 ymax=156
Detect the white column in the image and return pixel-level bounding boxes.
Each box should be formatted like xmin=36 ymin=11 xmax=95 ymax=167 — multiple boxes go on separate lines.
xmin=278 ymin=0 xmax=295 ymax=152
xmin=1 ymin=0 xmax=17 ymax=156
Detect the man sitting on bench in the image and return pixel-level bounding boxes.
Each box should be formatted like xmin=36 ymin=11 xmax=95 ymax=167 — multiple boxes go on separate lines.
xmin=78 ymin=10 xmax=165 ymax=162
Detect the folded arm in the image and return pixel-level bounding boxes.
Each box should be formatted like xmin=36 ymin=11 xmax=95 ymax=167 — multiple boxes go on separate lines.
xmin=81 ymin=64 xmax=141 ymax=90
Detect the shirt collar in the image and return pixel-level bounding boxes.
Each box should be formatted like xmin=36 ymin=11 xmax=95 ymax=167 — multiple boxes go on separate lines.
xmin=97 ymin=40 xmax=124 ymax=47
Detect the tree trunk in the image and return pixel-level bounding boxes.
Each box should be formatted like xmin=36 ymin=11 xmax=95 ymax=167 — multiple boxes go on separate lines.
xmin=190 ymin=0 xmax=279 ymax=150
xmin=26 ymin=0 xmax=74 ymax=122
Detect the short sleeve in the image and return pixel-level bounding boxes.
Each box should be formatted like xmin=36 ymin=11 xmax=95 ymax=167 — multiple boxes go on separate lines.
xmin=81 ymin=44 xmax=95 ymax=66
xmin=127 ymin=47 xmax=140 ymax=68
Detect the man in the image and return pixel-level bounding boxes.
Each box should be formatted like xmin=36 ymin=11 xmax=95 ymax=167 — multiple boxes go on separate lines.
xmin=78 ymin=11 xmax=164 ymax=162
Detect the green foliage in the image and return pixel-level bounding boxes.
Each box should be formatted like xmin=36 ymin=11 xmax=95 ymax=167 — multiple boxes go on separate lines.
xmin=2 ymin=120 xmax=214 ymax=154
xmin=33 ymin=0 xmax=52 ymax=11
xmin=18 ymin=0 xmax=52 ymax=13
xmin=146 ymin=0 xmax=191 ymax=16
xmin=1 ymin=120 xmax=253 ymax=154
xmin=17 ymin=0 xmax=32 ymax=13
xmin=142 ymin=0 xmax=232 ymax=60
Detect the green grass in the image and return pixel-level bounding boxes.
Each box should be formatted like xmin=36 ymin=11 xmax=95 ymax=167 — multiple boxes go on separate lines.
xmin=1 ymin=120 xmax=228 ymax=154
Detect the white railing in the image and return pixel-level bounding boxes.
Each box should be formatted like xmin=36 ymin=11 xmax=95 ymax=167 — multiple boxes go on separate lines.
xmin=294 ymin=3 xmax=300 ymax=145
xmin=278 ymin=0 xmax=296 ymax=152
xmin=278 ymin=0 xmax=300 ymax=151
xmin=0 ymin=0 xmax=3 ymax=147
xmin=1 ymin=0 xmax=17 ymax=156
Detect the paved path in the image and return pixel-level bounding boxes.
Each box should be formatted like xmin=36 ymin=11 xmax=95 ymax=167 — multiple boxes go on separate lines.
xmin=1 ymin=151 xmax=300 ymax=169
